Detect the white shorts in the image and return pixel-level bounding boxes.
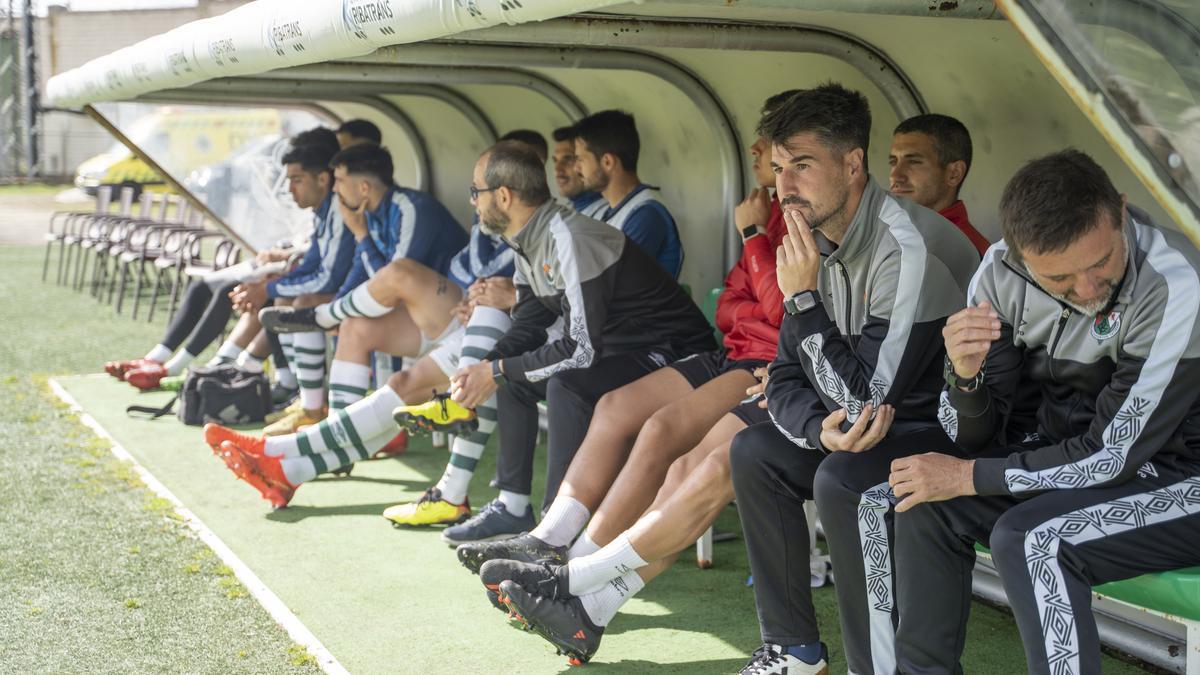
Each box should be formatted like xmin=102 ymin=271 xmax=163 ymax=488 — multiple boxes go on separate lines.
xmin=425 ymin=324 xmax=466 ymax=378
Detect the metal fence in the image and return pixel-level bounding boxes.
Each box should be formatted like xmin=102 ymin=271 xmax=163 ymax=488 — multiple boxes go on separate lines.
xmin=0 ymin=0 xmax=38 ymax=182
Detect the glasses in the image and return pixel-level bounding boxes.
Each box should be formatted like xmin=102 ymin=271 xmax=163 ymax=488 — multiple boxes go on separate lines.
xmin=469 ymin=184 xmax=499 ymax=201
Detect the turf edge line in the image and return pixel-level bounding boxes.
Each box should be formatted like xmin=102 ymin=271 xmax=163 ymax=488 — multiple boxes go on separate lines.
xmin=48 ymin=377 xmax=348 ymax=675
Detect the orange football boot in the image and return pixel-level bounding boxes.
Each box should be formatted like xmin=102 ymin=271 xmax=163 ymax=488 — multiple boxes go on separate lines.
xmin=203 ymin=423 xmax=264 ymax=457
xmin=218 ymin=441 xmax=296 ymax=509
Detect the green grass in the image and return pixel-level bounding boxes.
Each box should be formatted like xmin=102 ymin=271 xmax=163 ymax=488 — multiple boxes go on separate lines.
xmin=3 ymin=244 xmax=1154 ymax=673
xmin=0 ymin=245 xmax=317 ymax=674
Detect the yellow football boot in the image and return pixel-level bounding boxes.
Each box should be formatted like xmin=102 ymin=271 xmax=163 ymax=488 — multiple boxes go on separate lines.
xmin=392 ymin=393 xmax=477 ymax=436
xmin=262 ymin=406 xmax=326 ymax=437
xmin=383 ymin=487 xmax=471 ymax=527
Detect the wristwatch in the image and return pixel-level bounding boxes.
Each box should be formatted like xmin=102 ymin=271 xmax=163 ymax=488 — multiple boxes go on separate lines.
xmin=943 ymin=355 xmax=984 ymax=392
xmin=784 ymin=290 xmax=820 ymax=315
xmin=741 ymin=224 xmax=761 ymax=241
xmin=490 ymin=359 xmax=507 ymax=385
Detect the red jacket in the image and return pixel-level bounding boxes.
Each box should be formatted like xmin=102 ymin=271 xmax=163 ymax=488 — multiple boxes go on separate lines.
xmin=715 ymin=197 xmax=786 ymax=363
xmin=941 ymin=200 xmax=990 ymax=257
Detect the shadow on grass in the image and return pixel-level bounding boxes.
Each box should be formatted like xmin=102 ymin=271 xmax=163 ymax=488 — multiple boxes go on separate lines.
xmin=266 ymin=502 xmax=406 ymax=521
xmin=311 ymin=474 xmax=432 ymax=489
xmin=566 ymin=657 xmax=749 ymax=674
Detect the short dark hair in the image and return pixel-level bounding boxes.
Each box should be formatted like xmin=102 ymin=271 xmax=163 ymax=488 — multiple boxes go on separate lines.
xmin=329 ymin=143 xmax=394 ymax=187
xmin=999 ymin=149 xmax=1123 ymax=258
xmin=499 ymin=129 xmax=549 ymax=163
xmin=282 ymin=127 xmax=340 ymax=175
xmin=756 ymin=83 xmax=871 ymax=167
xmin=552 ymin=125 xmax=578 ymax=143
xmin=761 ymin=89 xmax=802 ymax=119
xmin=573 ymin=109 xmax=640 ymax=173
xmin=484 ymin=140 xmax=551 ymax=206
xmin=894 ymin=113 xmax=973 ymax=181
xmin=336 ymin=119 xmax=382 ymax=144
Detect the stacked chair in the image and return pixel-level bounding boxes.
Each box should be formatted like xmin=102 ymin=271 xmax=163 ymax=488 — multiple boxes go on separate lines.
xmin=42 ymin=186 xmax=243 ymax=323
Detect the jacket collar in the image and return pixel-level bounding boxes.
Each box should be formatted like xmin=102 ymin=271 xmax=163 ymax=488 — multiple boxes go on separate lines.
xmin=507 ymin=200 xmax=562 ymax=253
xmin=826 ymin=176 xmax=885 ymax=265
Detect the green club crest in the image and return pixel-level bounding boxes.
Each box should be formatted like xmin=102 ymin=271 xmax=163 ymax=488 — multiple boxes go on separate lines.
xmin=1091 ymin=310 xmax=1121 ymax=341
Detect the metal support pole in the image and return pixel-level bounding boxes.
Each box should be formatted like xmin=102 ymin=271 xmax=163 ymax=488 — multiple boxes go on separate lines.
xmin=20 ymin=0 xmax=35 ymax=178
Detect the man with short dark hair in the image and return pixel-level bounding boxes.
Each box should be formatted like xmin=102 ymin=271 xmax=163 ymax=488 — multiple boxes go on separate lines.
xmin=443 ymin=140 xmax=716 ymax=544
xmin=889 ymin=113 xmax=989 ymax=256
xmin=335 ymin=119 xmax=382 ymax=148
xmin=727 ymin=83 xmax=979 ymax=675
xmin=551 ymin=125 xmax=604 ymax=214
xmin=573 ymin=110 xmax=684 ymax=277
xmin=106 ymin=127 xmax=353 ymax=395
xmin=887 ymin=149 xmax=1200 ymax=674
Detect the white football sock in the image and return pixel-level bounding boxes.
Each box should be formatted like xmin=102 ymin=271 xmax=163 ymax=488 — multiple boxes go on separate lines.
xmin=499 ymin=490 xmax=530 ymax=516
xmin=567 ymin=530 xmax=601 ymax=560
xmin=327 ymin=360 xmax=370 ymax=410
xmin=144 ymin=344 xmax=173 ymax=363
xmin=579 ymin=570 xmax=644 ymax=627
xmin=530 ymin=496 xmax=590 ymax=548
xmin=567 ymin=533 xmax=648 ymax=596
xmin=318 ymin=284 xmax=393 ymax=327
xmin=164 ymin=350 xmax=196 ymax=376
xmin=264 ymin=385 xmax=402 ymax=459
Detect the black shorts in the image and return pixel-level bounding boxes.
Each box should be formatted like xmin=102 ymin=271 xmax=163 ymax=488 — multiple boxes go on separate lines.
xmin=729 ymin=396 xmax=771 ymax=426
xmin=668 ymin=349 xmax=768 ymax=390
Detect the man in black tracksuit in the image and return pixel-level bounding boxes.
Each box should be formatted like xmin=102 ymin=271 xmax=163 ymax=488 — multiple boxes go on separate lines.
xmin=449 ymin=140 xmax=715 ymax=534
xmin=727 ymin=84 xmax=980 ymax=674
xmin=886 ymin=150 xmax=1200 ymax=674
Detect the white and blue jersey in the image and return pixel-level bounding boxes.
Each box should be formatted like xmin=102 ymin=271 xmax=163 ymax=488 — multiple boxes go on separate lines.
xmin=267 ymin=194 xmax=356 ymax=298
xmin=336 ymin=186 xmax=468 ymax=298
xmin=571 ymin=190 xmax=606 ymax=217
xmin=447 ymin=224 xmax=516 ymax=290
xmin=596 ymin=184 xmax=683 ymax=279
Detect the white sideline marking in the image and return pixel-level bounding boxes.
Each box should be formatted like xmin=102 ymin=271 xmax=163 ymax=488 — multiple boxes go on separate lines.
xmin=49 ymin=378 xmax=348 ymax=675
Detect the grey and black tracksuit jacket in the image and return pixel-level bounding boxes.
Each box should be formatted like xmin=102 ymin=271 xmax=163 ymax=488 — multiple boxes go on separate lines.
xmin=764 ymin=178 xmax=979 ymax=446
xmin=898 ymin=208 xmax=1200 ymax=675
xmin=487 ymin=200 xmax=716 ymax=509
xmin=730 ymin=178 xmax=979 ymax=663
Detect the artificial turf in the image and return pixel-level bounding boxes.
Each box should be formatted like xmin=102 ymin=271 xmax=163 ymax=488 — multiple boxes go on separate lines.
xmin=5 ymin=243 xmax=1151 ymax=673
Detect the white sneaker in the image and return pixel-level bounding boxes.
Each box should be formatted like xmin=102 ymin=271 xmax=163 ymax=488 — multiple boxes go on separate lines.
xmin=740 ymin=643 xmax=829 ymax=675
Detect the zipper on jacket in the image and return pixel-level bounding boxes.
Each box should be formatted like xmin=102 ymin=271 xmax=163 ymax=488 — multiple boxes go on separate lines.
xmin=1047 ymin=306 xmax=1071 ymax=380
xmin=836 ymin=260 xmax=853 ymax=332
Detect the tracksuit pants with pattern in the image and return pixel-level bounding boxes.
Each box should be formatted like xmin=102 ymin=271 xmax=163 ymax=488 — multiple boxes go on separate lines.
xmin=895 ymin=457 xmax=1200 ymax=675
xmin=494 ymin=347 xmax=679 ymax=513
xmin=811 ymin=427 xmax=966 ymax=675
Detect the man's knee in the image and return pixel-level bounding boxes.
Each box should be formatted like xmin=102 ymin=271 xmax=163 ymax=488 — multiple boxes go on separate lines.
xmin=628 ymin=409 xmax=687 ymax=464
xmin=990 ymin=507 xmax=1036 ymax=571
xmin=592 ymin=389 xmax=644 ymax=437
xmin=379 ymin=258 xmax=422 ymax=288
xmin=729 ymin=423 xmax=782 ymax=487
xmin=812 ymin=451 xmax=864 ymax=508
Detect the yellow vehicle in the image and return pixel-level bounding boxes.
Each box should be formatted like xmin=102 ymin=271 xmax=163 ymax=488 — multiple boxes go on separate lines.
xmin=73 ymin=107 xmax=283 ymax=197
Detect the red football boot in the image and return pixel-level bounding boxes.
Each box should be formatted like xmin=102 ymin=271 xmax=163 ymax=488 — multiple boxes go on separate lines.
xmin=105 ymin=358 xmax=159 ymax=381
xmin=218 ymin=441 xmax=296 ymax=509
xmin=125 ymin=363 xmax=168 ymax=391
xmin=372 ymin=430 xmax=409 ymax=458
xmin=203 ymin=423 xmax=264 ymax=457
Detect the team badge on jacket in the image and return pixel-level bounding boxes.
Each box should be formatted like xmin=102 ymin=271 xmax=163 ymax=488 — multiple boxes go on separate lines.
xmin=1091 ymin=310 xmax=1121 ymax=341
